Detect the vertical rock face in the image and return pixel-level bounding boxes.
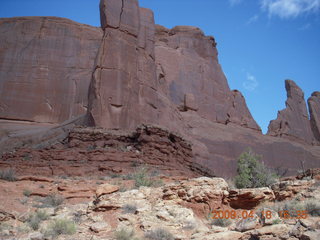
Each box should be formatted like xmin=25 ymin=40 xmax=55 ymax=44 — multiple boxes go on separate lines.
xmin=154 ymin=25 xmax=261 ymax=131
xmin=267 ymin=80 xmax=315 ymax=144
xmin=87 ymin=0 xmax=261 ymax=132
xmin=87 ymin=0 xmax=160 ymax=129
xmin=0 ymin=17 xmax=102 ymax=123
xmin=308 ymin=92 xmax=320 ymax=143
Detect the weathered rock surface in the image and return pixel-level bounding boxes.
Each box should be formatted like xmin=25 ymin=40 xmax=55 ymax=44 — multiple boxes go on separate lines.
xmin=87 ymin=0 xmax=161 ymax=130
xmin=308 ymin=92 xmax=320 ymax=143
xmin=181 ymin=111 xmax=320 ymax=177
xmin=271 ymin=179 xmax=316 ymax=201
xmin=268 ymin=80 xmax=315 ymax=144
xmin=154 ymin=25 xmax=261 ymax=131
xmin=1 ymin=175 xmax=320 ymax=240
xmin=162 ymin=177 xmax=229 ymax=217
xmin=228 ymin=187 xmax=275 ymax=209
xmin=0 ymin=17 xmax=102 ymax=123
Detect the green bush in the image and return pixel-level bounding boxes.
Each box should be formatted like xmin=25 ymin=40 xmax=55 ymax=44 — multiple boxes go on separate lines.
xmin=305 ymin=199 xmax=320 ymax=216
xmin=132 ymin=167 xmax=163 ymax=188
xmin=23 ymin=189 xmax=32 ymax=197
xmin=266 ymin=198 xmax=320 ymax=217
xmin=144 ymin=228 xmax=174 ymax=240
xmin=122 ymin=204 xmax=138 ymax=214
xmin=272 ymin=219 xmax=281 ymax=225
xmin=27 ymin=210 xmax=49 ymax=230
xmin=45 ymin=219 xmax=76 ymax=237
xmin=234 ymin=149 xmax=278 ymax=188
xmin=115 ymin=228 xmax=140 ymax=240
xmin=36 ymin=194 xmax=64 ymax=208
xmin=0 ymin=168 xmax=16 ymax=182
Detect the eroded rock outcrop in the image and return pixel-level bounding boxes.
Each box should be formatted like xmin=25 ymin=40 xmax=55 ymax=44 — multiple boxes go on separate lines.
xmin=267 ymin=80 xmax=315 ymax=144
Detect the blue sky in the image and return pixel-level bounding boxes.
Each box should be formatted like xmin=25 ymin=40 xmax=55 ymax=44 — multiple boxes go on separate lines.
xmin=1 ymin=0 xmax=319 ymax=133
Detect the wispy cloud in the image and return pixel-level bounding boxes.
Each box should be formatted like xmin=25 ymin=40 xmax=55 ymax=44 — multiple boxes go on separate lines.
xmin=229 ymin=0 xmax=243 ymax=6
xmin=243 ymin=73 xmax=259 ymax=91
xmin=298 ymin=22 xmax=312 ymax=30
xmin=261 ymin=0 xmax=320 ymax=19
xmin=247 ymin=14 xmax=259 ymax=24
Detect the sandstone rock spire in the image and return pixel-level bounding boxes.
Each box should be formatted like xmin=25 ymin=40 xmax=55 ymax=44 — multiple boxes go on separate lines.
xmin=267 ymin=79 xmax=315 ymax=144
xmin=308 ymin=91 xmax=320 ymax=143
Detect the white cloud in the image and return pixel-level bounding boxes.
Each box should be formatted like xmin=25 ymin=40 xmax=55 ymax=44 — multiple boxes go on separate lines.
xmin=261 ymin=0 xmax=320 ymax=18
xmin=243 ymin=73 xmax=259 ymax=91
xmin=247 ymin=14 xmax=259 ymax=24
xmin=230 ymin=0 xmax=243 ymax=6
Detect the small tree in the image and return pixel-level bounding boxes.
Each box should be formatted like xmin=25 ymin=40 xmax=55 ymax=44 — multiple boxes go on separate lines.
xmin=234 ymin=149 xmax=277 ymax=188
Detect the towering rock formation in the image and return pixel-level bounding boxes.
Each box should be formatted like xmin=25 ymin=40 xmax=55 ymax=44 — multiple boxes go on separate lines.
xmin=0 ymin=0 xmax=319 ymax=177
xmin=154 ymin=25 xmax=260 ymax=131
xmin=308 ymin=92 xmax=320 ymax=143
xmin=0 ymin=17 xmax=102 ymax=123
xmin=87 ymin=0 xmax=160 ymax=130
xmin=267 ymin=80 xmax=315 ymax=144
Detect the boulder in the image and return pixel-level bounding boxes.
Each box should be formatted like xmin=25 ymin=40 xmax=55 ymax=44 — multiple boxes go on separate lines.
xmin=89 ymin=222 xmax=109 ymax=233
xmin=300 ymin=230 xmax=320 ymax=240
xmin=162 ymin=177 xmax=228 ymax=207
xmin=235 ymin=213 xmax=260 ymax=232
xmin=228 ymin=187 xmax=275 ymax=209
xmin=259 ymin=208 xmax=281 ymax=226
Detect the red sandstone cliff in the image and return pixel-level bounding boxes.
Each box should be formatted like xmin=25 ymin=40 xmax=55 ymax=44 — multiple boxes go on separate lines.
xmin=0 ymin=17 xmax=102 ymax=123
xmin=0 ymin=0 xmax=319 ymax=177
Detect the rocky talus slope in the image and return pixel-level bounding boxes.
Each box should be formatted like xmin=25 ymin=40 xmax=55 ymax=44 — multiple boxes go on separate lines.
xmin=0 ymin=170 xmax=319 ymax=240
xmin=0 ymin=125 xmax=213 ymax=178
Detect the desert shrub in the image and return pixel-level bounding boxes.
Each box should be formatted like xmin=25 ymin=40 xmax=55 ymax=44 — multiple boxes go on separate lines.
xmin=73 ymin=211 xmax=84 ymax=223
xmin=115 ymin=228 xmax=139 ymax=240
xmin=272 ymin=219 xmax=281 ymax=225
xmin=122 ymin=204 xmax=137 ymax=214
xmin=210 ymin=218 xmax=232 ymax=227
xmin=234 ymin=149 xmax=278 ymax=188
xmin=0 ymin=223 xmax=10 ymax=233
xmin=45 ymin=219 xmax=76 ymax=237
xmin=133 ymin=167 xmax=163 ymax=188
xmin=23 ymin=189 xmax=32 ymax=197
xmin=36 ymin=194 xmax=64 ymax=208
xmin=0 ymin=168 xmax=16 ymax=182
xmin=305 ymin=199 xmax=320 ymax=216
xmin=27 ymin=210 xmax=49 ymax=230
xmin=267 ymin=199 xmax=320 ymax=217
xmin=144 ymin=228 xmax=174 ymax=240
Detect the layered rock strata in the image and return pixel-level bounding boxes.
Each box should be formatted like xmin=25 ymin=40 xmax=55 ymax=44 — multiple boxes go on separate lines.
xmin=0 ymin=125 xmax=213 ymax=177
